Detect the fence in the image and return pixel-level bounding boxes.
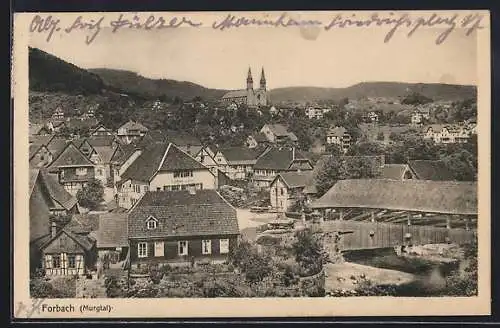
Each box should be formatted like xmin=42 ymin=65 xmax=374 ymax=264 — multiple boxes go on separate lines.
xmin=318 ymin=220 xmax=476 ymax=251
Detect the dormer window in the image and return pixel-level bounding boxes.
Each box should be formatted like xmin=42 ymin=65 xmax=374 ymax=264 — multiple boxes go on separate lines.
xmin=146 ymin=216 xmax=158 ymax=230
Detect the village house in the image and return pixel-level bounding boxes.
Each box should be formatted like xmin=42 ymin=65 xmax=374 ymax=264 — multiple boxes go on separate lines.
xmin=46 ymin=142 xmax=96 ymax=196
xmin=423 ymin=124 xmax=471 ymax=144
xmin=185 ymin=146 xmax=219 ymax=178
xmin=305 ymin=107 xmax=324 ymax=120
xmin=127 ymin=190 xmax=239 ymax=268
xmin=117 ymin=143 xmax=217 ymax=209
xmin=367 ymin=111 xmax=379 ymax=123
xmin=269 ymin=171 xmax=314 ymax=212
xmin=253 ymin=147 xmax=313 ymax=189
xmin=381 ymin=160 xmax=455 ymax=181
xmin=110 ymin=143 xmax=143 ymax=185
xmin=29 ymin=168 xmax=80 ymax=272
xmin=90 ymin=124 xmax=114 ymax=137
xmin=260 ymin=124 xmax=298 ymax=145
xmin=326 ymin=126 xmax=352 ymax=153
xmin=38 ymin=221 xmax=97 ymax=276
xmin=246 ymin=132 xmax=269 ymax=149
xmin=51 ymin=107 xmax=65 ymax=121
xmin=30 ymin=144 xmax=53 ymax=168
xmin=117 ymin=120 xmax=149 ymax=145
xmin=76 ymin=135 xmax=122 ymax=187
xmin=93 ymin=213 xmax=129 ymax=264
xmin=213 ymin=147 xmax=259 ymax=180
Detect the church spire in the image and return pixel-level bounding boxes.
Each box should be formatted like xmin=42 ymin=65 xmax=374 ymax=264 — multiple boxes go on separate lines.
xmin=260 ymin=67 xmax=266 ymax=90
xmin=247 ymin=67 xmax=253 ymax=90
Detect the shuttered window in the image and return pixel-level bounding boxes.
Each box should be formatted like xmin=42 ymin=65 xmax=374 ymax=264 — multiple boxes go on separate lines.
xmin=154 ymin=241 xmax=164 ymax=257
xmin=178 ymin=241 xmax=188 ymax=256
xmin=45 ymin=254 xmax=53 ymax=269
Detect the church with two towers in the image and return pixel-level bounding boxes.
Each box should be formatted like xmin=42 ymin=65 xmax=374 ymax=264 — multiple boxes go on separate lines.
xmin=221 ymin=67 xmax=268 ymax=107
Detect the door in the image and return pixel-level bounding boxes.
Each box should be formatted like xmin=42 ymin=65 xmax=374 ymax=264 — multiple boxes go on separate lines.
xmin=154 ymin=241 xmax=164 ymax=257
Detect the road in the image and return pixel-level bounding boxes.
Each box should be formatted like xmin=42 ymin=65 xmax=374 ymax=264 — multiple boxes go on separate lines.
xmin=236 ymin=209 xmax=277 ymax=241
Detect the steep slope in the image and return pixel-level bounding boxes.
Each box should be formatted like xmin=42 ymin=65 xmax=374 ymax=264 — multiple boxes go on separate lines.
xmin=29 ymin=47 xmax=105 ymax=95
xmin=89 ymin=68 xmax=228 ymax=101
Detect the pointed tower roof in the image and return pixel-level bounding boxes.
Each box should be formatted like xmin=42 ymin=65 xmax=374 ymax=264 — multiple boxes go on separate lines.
xmin=247 ymin=67 xmax=253 ymax=81
xmin=260 ymin=67 xmax=266 ymax=82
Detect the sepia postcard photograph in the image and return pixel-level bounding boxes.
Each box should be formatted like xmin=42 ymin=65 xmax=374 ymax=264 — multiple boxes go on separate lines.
xmin=12 ymin=10 xmax=491 ymax=318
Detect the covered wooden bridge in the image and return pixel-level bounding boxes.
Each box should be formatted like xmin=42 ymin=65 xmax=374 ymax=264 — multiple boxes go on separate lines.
xmin=310 ymin=179 xmax=478 ymax=250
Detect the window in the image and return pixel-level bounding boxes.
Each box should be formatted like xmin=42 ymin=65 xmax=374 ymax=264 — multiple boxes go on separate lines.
xmin=202 ymin=240 xmax=212 ymax=255
xmin=156 ymin=187 xmax=161 ymax=191
xmin=138 ymin=242 xmax=148 ymax=258
xmin=154 ymin=241 xmax=164 ymax=257
xmin=171 ymin=185 xmax=179 ymax=191
xmin=76 ymin=168 xmax=87 ymax=176
xmin=146 ymin=217 xmax=158 ymax=230
xmin=44 ymin=254 xmax=53 ymax=269
xmin=144 ymin=185 xmax=149 ymax=192
xmin=178 ymin=241 xmax=188 ymax=256
xmin=52 ymin=255 xmax=61 ymax=268
xmin=97 ymin=169 xmax=103 ymax=176
xmin=174 ymin=170 xmax=193 ymax=178
xmin=219 ymin=239 xmax=229 ymax=254
xmin=280 ymin=188 xmax=284 ymax=196
xmin=68 ymin=255 xmax=76 ymax=268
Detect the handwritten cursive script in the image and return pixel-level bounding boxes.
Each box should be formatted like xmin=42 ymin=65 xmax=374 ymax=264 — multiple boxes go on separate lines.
xmin=15 ymin=299 xmax=46 ymax=318
xmin=28 ymin=12 xmax=485 ymax=46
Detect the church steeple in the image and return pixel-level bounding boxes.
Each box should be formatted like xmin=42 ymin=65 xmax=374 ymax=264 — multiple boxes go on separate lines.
xmin=246 ymin=67 xmax=253 ymax=90
xmin=260 ymin=67 xmax=266 ymax=90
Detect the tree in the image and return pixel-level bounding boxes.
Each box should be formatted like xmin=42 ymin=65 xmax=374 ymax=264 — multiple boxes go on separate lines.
xmin=441 ymin=149 xmax=476 ymax=181
xmin=76 ymin=179 xmax=104 ymax=210
xmin=401 ymin=92 xmax=433 ymax=105
xmin=292 ymin=228 xmax=324 ymax=276
xmin=376 ymin=132 xmax=385 ymax=141
xmin=314 ymin=155 xmax=344 ymax=196
xmin=347 ymin=141 xmax=385 ymax=156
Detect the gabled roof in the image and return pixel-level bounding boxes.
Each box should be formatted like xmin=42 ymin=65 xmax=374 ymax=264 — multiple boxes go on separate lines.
xmin=381 ymin=164 xmax=410 ymax=180
xmin=46 ymin=137 xmax=69 ymax=158
xmin=120 ymin=143 xmax=207 ymax=183
xmin=40 ymin=228 xmax=95 ymax=252
xmin=254 ymin=147 xmax=309 ymax=170
xmin=218 ymin=147 xmax=259 ymax=164
xmin=273 ymin=171 xmax=314 ymax=188
xmin=222 ymin=89 xmax=248 ymax=99
xmin=178 ymin=145 xmax=204 ymax=158
xmin=39 ymin=169 xmax=78 ymax=210
xmin=111 ymin=143 xmax=141 ymax=165
xmin=251 ymin=132 xmax=268 ymax=143
xmin=407 ymin=160 xmax=455 ymax=181
xmin=263 ymin=124 xmax=290 ymax=137
xmin=47 ymin=142 xmax=94 ymax=169
xmin=128 ymin=190 xmax=239 ymax=239
xmin=311 ymin=179 xmax=477 ymax=215
xmin=29 ymin=134 xmax=55 ymax=146
xmin=118 ymin=120 xmax=149 ymax=133
xmin=95 ymin=213 xmax=128 ymax=248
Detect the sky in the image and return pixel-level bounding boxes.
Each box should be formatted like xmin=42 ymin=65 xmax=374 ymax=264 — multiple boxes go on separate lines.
xmin=29 ymin=12 xmax=478 ymax=90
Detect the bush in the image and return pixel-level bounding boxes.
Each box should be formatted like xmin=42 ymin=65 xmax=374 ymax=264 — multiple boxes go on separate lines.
xmin=104 ymin=276 xmax=127 ymax=298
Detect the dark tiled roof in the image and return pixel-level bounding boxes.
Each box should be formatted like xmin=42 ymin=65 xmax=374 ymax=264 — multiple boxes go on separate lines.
xmin=46 ymin=137 xmax=69 ymax=158
xmin=85 ymin=135 xmax=117 ymax=147
xmin=222 ymin=89 xmax=248 ymax=99
xmin=128 ymin=190 xmax=239 ymax=239
xmin=408 ymin=160 xmax=455 ymax=181
xmin=39 ymin=169 xmax=78 ymax=210
xmin=275 ymin=171 xmax=314 ymax=188
xmin=381 ymin=164 xmax=409 ymax=180
xmin=70 ymin=214 xmax=100 ymax=232
xmin=29 ymin=134 xmax=54 ymax=147
xmin=254 ymin=147 xmax=309 ymax=170
xmin=312 ymin=179 xmax=477 ymax=215
xmin=162 ymin=130 xmax=202 ymax=147
xmin=121 ymin=143 xmax=206 ymax=183
xmin=288 ymin=160 xmax=313 ymax=171
xmin=160 ymin=144 xmax=206 ymax=171
xmin=264 ymin=124 xmax=290 ymax=137
xmin=48 ymin=142 xmax=94 ymax=169
xmin=252 ymin=132 xmax=268 ymax=143
xmin=111 ymin=143 xmax=140 ymax=165
xmin=219 ymin=147 xmax=259 ymax=163
xmin=96 ymin=213 xmax=128 ymax=248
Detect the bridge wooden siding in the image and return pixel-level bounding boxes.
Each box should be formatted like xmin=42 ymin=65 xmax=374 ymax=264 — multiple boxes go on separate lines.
xmin=318 ymin=220 xmax=476 ymax=251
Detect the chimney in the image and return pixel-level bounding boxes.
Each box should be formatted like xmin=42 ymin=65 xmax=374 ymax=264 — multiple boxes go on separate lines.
xmin=51 ymin=221 xmax=57 ymax=238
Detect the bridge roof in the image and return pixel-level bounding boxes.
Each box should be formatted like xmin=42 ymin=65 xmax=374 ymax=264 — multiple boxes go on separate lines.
xmin=311 ymin=179 xmax=477 ymax=215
